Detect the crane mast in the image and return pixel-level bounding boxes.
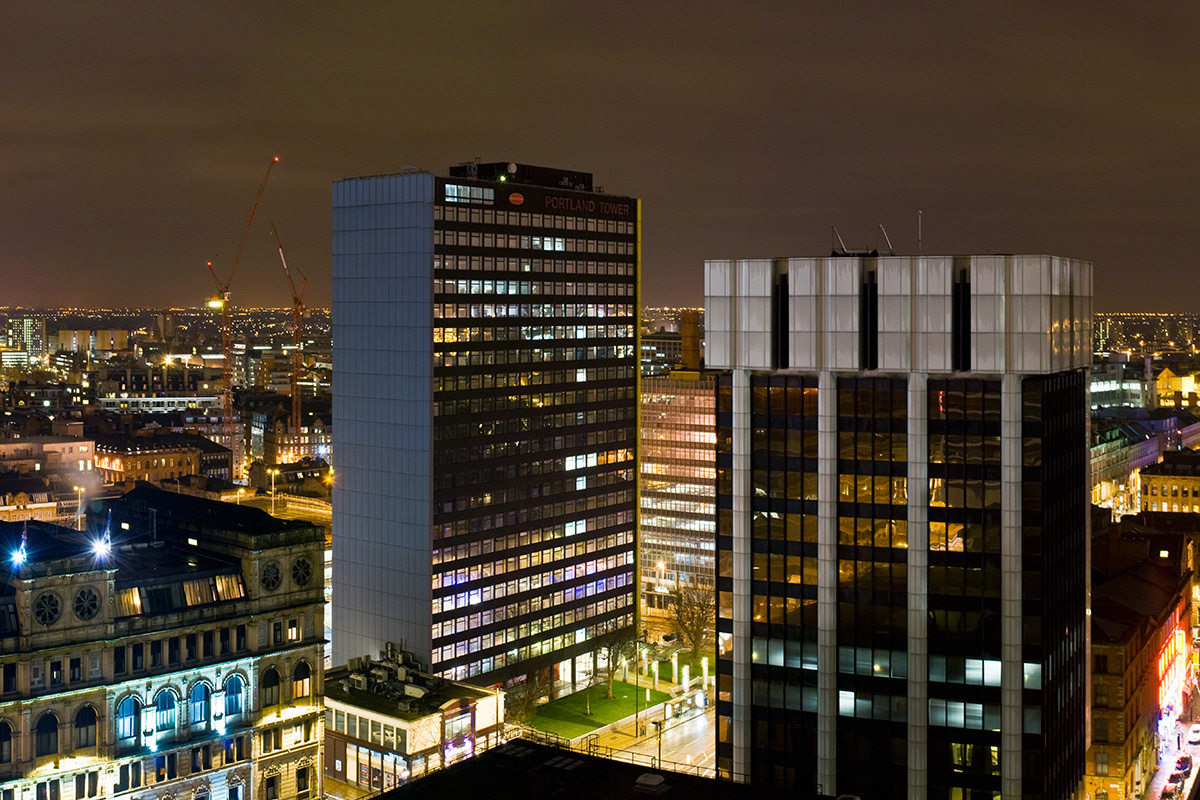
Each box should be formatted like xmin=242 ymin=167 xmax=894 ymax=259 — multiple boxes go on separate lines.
xmin=271 ymin=222 xmax=308 ymax=435
xmin=208 ymin=156 xmax=279 ymax=477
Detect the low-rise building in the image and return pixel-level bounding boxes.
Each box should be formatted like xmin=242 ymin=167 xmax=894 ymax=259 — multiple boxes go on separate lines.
xmin=1092 ymin=421 xmax=1161 ymax=513
xmin=0 ymin=486 xmax=326 ymax=800
xmin=94 ymin=434 xmax=202 ymax=487
xmin=0 ymin=475 xmax=56 ymax=523
xmin=1090 ymin=513 xmax=1195 ymax=800
xmin=249 ymin=409 xmax=331 ymax=469
xmin=1140 ymin=449 xmax=1200 ymax=513
xmin=0 ymin=436 xmax=95 ymax=476
xmin=1092 ymin=357 xmax=1156 ymax=411
xmin=323 ymin=646 xmax=504 ymax=794
xmin=249 ymin=459 xmax=331 ymax=499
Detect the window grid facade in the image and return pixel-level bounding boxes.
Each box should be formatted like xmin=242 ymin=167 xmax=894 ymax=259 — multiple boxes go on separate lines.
xmin=640 ymin=374 xmax=717 ymax=614
xmin=708 ymin=255 xmax=1091 ymax=800
xmin=332 ymin=166 xmax=640 ymax=684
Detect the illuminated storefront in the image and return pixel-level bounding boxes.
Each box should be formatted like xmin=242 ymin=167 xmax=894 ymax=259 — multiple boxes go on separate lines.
xmin=1158 ymin=628 xmax=1190 ymax=756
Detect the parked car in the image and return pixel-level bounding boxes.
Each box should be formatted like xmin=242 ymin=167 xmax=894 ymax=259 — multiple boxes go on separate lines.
xmin=1170 ymin=771 xmax=1186 ymax=786
xmin=1179 ymin=753 xmax=1194 ymax=776
xmin=1163 ymin=782 xmax=1180 ymax=800
xmin=1189 ymin=723 xmax=1200 ymax=744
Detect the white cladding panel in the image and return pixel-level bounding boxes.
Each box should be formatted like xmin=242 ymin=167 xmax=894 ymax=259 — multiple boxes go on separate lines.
xmin=705 ymin=254 xmax=1092 ymax=375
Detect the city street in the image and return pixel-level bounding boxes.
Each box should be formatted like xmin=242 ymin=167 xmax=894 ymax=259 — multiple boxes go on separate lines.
xmin=1148 ymin=702 xmax=1200 ymax=800
xmin=587 ymin=701 xmax=716 ymax=777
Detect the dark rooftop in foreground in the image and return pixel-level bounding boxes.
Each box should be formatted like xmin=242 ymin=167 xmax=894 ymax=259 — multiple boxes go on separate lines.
xmin=379 ymin=738 xmax=824 ymax=800
xmin=110 ymin=484 xmax=302 ymax=534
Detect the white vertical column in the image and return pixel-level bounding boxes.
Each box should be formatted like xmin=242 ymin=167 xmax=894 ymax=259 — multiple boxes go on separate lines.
xmin=816 ymin=369 xmax=838 ymax=791
xmin=1000 ymin=372 xmax=1024 ymax=800
xmin=906 ymin=373 xmax=929 ymax=799
xmin=730 ymin=368 xmax=752 ymax=782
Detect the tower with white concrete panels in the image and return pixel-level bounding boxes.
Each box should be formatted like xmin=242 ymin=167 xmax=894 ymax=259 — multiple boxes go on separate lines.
xmin=707 ymin=254 xmax=1091 ymax=800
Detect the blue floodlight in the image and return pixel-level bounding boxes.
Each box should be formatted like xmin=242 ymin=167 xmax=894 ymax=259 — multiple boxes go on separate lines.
xmin=12 ymin=524 xmax=27 ymax=567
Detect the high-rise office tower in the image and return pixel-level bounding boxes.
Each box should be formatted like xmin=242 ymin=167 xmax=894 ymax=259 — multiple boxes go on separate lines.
xmin=640 ymin=371 xmax=718 ymax=617
xmin=332 ymin=162 xmax=639 ymax=684
xmin=7 ymin=316 xmax=46 ymax=360
xmin=707 ymin=255 xmax=1091 ymax=799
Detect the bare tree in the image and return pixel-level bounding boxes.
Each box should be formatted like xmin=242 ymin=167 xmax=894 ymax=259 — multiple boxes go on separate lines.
xmin=670 ymin=583 xmax=715 ymax=662
xmin=582 ymin=629 xmax=639 ymax=715
xmin=596 ymin=629 xmax=638 ymax=699
xmin=504 ymin=667 xmax=555 ymax=725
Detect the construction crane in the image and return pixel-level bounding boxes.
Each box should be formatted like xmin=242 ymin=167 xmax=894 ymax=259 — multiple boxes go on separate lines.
xmin=270 ymin=221 xmax=308 ymax=434
xmin=207 ymin=156 xmax=279 ymax=470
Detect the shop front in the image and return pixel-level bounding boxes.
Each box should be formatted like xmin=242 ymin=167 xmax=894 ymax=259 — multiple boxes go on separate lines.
xmin=1158 ymin=628 xmax=1189 ymax=757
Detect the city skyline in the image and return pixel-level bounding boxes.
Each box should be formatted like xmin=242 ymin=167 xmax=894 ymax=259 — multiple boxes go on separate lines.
xmin=4 ymin=3 xmax=1199 ymax=310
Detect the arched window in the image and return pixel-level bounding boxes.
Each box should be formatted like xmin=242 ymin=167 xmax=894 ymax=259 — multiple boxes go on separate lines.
xmin=292 ymin=662 xmax=311 ymax=699
xmin=224 ymin=675 xmax=244 ymax=716
xmin=190 ymin=684 xmax=211 ymax=729
xmin=116 ymin=697 xmax=140 ymax=741
xmin=261 ymin=668 xmax=280 ymax=708
xmin=75 ymin=706 xmax=97 ymax=748
xmin=155 ymin=692 xmax=176 ymax=733
xmin=35 ymin=713 xmax=58 ymax=757
xmin=0 ymin=721 xmax=11 ymax=763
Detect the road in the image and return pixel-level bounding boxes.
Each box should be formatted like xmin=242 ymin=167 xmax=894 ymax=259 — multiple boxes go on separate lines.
xmin=587 ymin=702 xmax=716 ymax=777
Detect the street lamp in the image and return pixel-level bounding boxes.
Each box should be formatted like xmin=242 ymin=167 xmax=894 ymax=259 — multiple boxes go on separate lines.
xmin=633 ymin=639 xmax=643 ymax=738
xmin=268 ymin=469 xmax=280 ymax=515
xmin=73 ymin=486 xmax=85 ymax=532
xmin=236 ymin=488 xmax=244 ymax=505
xmin=651 ymin=719 xmax=663 ymax=766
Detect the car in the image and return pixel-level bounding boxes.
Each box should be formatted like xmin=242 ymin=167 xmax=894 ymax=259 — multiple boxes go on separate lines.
xmin=1189 ymin=723 xmax=1200 ymax=744
xmin=1164 ymin=783 xmax=1181 ymax=800
xmin=1179 ymin=753 xmax=1194 ymax=776
xmin=1170 ymin=771 xmax=1186 ymax=786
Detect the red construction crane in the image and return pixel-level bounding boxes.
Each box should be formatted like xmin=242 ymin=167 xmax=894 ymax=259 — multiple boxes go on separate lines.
xmin=270 ymin=221 xmax=308 ymax=434
xmin=207 ymin=156 xmax=279 ymax=469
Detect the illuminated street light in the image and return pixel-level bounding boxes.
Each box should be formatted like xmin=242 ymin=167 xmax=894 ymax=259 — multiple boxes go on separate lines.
xmin=73 ymin=485 xmax=85 ymax=532
xmin=268 ymin=469 xmax=280 ymax=515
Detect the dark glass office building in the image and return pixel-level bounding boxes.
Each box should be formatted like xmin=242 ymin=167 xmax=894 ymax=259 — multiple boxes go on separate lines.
xmin=332 ymin=163 xmax=638 ymax=685
xmin=706 ymin=255 xmax=1091 ymax=799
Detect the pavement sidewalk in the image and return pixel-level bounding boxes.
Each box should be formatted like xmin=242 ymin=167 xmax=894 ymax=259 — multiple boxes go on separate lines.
xmin=1147 ymin=713 xmax=1200 ymax=799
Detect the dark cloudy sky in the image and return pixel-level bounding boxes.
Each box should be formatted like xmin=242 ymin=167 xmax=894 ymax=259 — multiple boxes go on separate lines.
xmin=3 ymin=2 xmax=1199 ymax=310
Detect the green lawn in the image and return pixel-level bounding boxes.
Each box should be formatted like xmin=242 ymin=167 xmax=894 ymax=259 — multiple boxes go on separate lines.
xmin=528 ymin=680 xmax=671 ymax=739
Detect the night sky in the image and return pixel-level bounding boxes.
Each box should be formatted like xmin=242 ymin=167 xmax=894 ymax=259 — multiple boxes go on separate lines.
xmin=4 ymin=2 xmax=1199 ymax=311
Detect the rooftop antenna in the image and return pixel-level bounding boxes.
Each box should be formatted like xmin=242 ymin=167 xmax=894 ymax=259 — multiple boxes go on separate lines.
xmin=918 ymin=210 xmax=923 ymax=256
xmin=878 ymin=225 xmax=895 ymax=256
